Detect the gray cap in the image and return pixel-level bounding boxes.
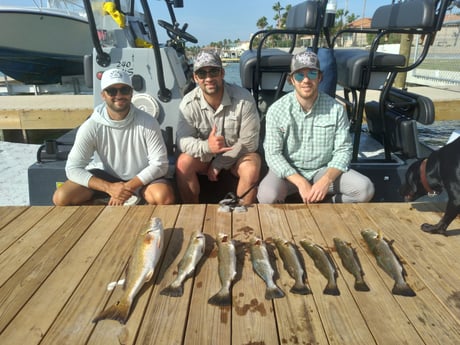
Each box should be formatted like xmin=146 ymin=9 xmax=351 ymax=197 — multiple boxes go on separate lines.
xmin=290 ymin=51 xmax=320 ymax=74
xmin=193 ymin=51 xmax=223 ymax=72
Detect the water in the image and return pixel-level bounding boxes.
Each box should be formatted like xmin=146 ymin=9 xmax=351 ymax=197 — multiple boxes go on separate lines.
xmin=223 ymin=62 xmax=459 ymax=148
xmin=223 ymin=63 xmax=241 ymax=86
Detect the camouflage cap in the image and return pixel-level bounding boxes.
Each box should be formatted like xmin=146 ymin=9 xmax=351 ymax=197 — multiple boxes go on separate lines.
xmin=290 ymin=51 xmax=320 ymax=74
xmin=193 ymin=50 xmax=223 ymax=72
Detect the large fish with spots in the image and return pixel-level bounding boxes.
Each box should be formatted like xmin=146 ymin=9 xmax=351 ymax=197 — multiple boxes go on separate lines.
xmin=93 ymin=217 xmax=164 ymax=324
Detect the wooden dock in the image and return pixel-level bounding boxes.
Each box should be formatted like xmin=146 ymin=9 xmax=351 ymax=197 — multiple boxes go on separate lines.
xmin=1 ymin=202 xmax=459 ymax=344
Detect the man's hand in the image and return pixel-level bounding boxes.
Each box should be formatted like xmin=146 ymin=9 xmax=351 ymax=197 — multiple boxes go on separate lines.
xmin=305 ymin=176 xmax=330 ymax=203
xmin=208 ymin=125 xmax=232 ymax=154
xmin=107 ymin=182 xmax=135 ymax=205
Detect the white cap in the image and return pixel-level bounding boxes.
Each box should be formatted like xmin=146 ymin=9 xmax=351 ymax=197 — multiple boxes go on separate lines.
xmin=100 ymin=68 xmax=132 ymax=90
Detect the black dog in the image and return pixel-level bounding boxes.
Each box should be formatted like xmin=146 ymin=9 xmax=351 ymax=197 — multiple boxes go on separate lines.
xmin=401 ymin=136 xmax=460 ymax=235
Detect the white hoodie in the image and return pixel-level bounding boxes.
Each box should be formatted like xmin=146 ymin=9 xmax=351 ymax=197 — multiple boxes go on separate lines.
xmin=65 ymin=103 xmax=169 ymax=187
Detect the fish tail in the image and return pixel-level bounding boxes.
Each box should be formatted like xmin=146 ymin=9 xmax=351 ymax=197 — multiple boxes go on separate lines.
xmin=392 ymin=282 xmax=416 ymax=297
xmin=354 ymin=279 xmax=370 ymax=292
xmin=208 ymin=287 xmax=231 ymax=306
xmin=92 ymin=299 xmax=131 ymax=324
xmin=265 ymin=285 xmax=285 ymax=300
xmin=160 ymin=284 xmax=184 ymax=297
xmin=323 ymin=281 xmax=340 ymax=296
xmin=290 ymin=283 xmax=312 ymax=295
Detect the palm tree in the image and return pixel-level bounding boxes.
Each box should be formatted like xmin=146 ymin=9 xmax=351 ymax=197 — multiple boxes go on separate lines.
xmin=257 ymin=16 xmax=268 ymax=30
xmin=272 ymin=2 xmax=284 ymax=29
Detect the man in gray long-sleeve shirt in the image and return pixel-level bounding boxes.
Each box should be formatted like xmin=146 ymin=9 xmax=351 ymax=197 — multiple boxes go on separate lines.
xmin=53 ymin=68 xmax=175 ymax=206
xmin=176 ymin=50 xmax=261 ymax=205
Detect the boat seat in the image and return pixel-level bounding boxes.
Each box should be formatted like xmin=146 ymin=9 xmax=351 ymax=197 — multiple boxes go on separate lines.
xmin=332 ymin=0 xmax=447 ymax=162
xmin=239 ymin=0 xmax=323 ymax=114
xmin=365 ymin=87 xmax=435 ymax=159
xmin=335 ymin=49 xmax=405 ymax=90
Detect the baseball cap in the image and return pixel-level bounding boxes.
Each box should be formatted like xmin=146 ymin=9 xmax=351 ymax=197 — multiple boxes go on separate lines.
xmin=193 ymin=51 xmax=223 ymax=72
xmin=100 ymin=68 xmax=133 ymax=90
xmin=290 ymin=51 xmax=321 ymax=74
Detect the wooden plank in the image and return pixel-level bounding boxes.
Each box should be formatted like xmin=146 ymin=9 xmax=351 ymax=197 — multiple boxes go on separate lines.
xmin=232 ymin=205 xmax=281 ymax=345
xmin=356 ymin=202 xmax=460 ymax=342
xmin=0 ymin=206 xmax=103 ymax=335
xmin=258 ymin=204 xmax=330 ymax=345
xmin=134 ymin=204 xmax=207 ymax=345
xmin=0 ymin=206 xmax=53 ymax=253
xmin=20 ymin=109 xmax=89 ymax=129
xmin=0 ymin=206 xmax=125 ymax=345
xmin=281 ymin=204 xmax=376 ymax=345
xmin=306 ymin=203 xmax=427 ymax=344
xmin=0 ymin=111 xmax=22 ymax=129
xmin=0 ymin=206 xmax=79 ymax=285
xmin=0 ymin=206 xmax=28 ymax=229
xmin=43 ymin=206 xmax=177 ymax=345
xmin=183 ymin=204 xmax=233 ymax=345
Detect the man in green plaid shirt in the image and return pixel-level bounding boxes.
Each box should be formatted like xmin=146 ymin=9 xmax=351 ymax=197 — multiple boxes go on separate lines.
xmin=257 ymin=51 xmax=374 ymax=204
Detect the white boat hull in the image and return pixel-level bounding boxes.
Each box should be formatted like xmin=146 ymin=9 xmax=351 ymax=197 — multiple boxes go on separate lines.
xmin=0 ymin=7 xmax=92 ymax=84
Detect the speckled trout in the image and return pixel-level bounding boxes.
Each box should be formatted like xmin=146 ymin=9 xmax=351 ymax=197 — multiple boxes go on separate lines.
xmin=161 ymin=230 xmax=205 ymax=297
xmin=93 ymin=217 xmax=164 ymax=324
xmin=250 ymin=237 xmax=285 ymax=300
xmin=274 ymin=237 xmax=311 ymax=295
xmin=208 ymin=233 xmax=237 ymax=306
xmin=300 ymin=240 xmax=340 ymax=296
xmin=361 ymin=229 xmax=415 ymax=296
xmin=333 ymin=237 xmax=370 ymax=292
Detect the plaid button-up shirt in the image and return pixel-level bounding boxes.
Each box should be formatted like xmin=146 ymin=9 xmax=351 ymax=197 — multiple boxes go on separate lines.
xmin=263 ymin=92 xmax=352 ymax=180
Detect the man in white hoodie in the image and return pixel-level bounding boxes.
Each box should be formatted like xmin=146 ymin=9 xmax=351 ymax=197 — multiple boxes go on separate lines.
xmin=52 ymin=69 xmax=175 ymax=206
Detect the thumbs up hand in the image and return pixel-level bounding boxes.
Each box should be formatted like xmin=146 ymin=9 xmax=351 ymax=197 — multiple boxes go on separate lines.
xmin=208 ymin=125 xmax=232 ymax=154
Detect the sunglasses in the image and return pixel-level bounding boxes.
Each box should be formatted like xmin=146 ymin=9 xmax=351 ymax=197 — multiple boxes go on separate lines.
xmin=293 ymin=70 xmax=319 ymax=82
xmin=195 ymin=68 xmax=221 ymax=79
xmin=104 ymin=86 xmax=132 ymax=96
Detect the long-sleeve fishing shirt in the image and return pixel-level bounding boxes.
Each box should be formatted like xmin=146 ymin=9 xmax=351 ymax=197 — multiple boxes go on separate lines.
xmin=176 ymin=82 xmax=260 ymax=170
xmin=65 ymin=103 xmax=169 ymax=187
xmin=264 ymin=91 xmax=352 ymax=180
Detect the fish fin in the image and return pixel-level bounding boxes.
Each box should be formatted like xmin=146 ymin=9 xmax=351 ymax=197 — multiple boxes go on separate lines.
xmin=144 ymin=268 xmax=154 ymax=282
xmin=354 ymin=280 xmax=370 ymax=292
xmin=265 ymin=286 xmax=285 ymax=300
xmin=323 ymin=282 xmax=340 ymax=296
xmin=93 ymin=299 xmax=131 ymax=324
xmin=160 ymin=284 xmax=184 ymax=297
xmin=208 ymin=288 xmax=231 ymax=306
xmin=290 ymin=284 xmax=312 ymax=295
xmin=392 ymin=282 xmax=416 ymax=297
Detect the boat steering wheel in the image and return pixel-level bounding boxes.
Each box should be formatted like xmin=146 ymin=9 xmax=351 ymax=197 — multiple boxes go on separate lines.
xmin=158 ymin=20 xmax=198 ymax=44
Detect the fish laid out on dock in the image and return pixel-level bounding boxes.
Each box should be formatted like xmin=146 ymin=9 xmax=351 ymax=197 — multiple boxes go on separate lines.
xmin=208 ymin=233 xmax=237 ymax=306
xmin=333 ymin=237 xmax=370 ymax=292
xmin=361 ymin=229 xmax=416 ymax=297
xmin=249 ymin=237 xmax=285 ymax=300
xmin=93 ymin=217 xmax=164 ymax=324
xmin=274 ymin=237 xmax=311 ymax=295
xmin=161 ymin=230 xmax=206 ymax=297
xmin=300 ymin=240 xmax=340 ymax=296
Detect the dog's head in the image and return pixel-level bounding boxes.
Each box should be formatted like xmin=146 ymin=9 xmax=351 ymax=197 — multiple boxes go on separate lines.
xmin=400 ymin=160 xmax=426 ymax=201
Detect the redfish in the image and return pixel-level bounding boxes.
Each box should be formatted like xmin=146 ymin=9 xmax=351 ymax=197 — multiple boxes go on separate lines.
xmin=93 ymin=217 xmax=164 ymax=324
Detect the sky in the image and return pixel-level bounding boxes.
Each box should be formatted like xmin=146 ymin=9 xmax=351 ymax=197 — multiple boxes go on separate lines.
xmin=10 ymin=0 xmax=381 ymax=46
xmin=152 ymin=0 xmax=382 ymax=46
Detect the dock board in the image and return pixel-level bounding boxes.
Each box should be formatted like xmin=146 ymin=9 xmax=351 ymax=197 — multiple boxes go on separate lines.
xmin=0 ymin=203 xmax=459 ymax=344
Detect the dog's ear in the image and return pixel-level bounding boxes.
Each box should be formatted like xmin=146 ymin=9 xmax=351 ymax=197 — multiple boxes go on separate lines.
xmin=400 ymin=160 xmax=422 ymax=199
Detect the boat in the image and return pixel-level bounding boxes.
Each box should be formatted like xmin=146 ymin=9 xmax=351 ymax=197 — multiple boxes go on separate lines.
xmin=27 ymin=0 xmax=458 ymax=205
xmin=0 ymin=1 xmax=92 ymax=85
